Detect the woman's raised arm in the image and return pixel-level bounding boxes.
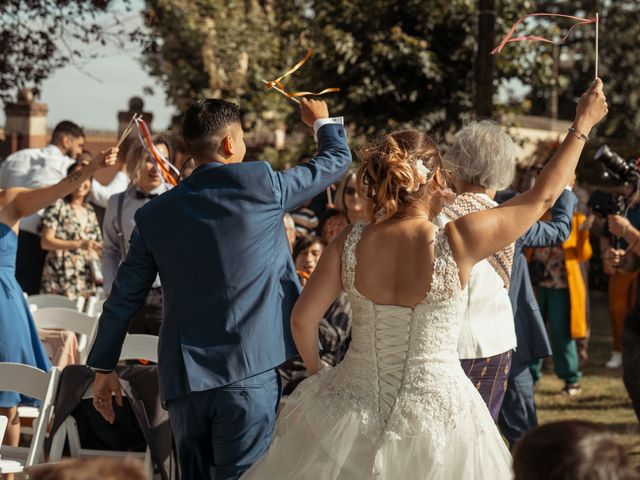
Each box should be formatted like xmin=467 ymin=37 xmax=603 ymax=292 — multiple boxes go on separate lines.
xmin=447 ymin=79 xmax=608 ymax=282
xmin=5 ymin=147 xmax=118 ymax=224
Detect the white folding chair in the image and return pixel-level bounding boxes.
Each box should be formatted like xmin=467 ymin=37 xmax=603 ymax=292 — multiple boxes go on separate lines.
xmin=27 ymin=294 xmax=79 ymax=311
xmin=50 ymin=335 xmax=159 ymax=479
xmin=119 ymin=334 xmax=159 ymax=363
xmin=32 ymin=308 xmax=99 ymax=364
xmin=0 ymin=415 xmax=23 ymax=475
xmin=0 ymin=364 xmax=60 ymax=470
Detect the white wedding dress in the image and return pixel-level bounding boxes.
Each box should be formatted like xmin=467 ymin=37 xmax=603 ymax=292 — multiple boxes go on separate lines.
xmin=243 ymin=222 xmax=512 ymax=479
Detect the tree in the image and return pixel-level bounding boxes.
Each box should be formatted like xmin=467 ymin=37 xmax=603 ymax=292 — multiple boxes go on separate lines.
xmin=141 ymin=0 xmax=542 ymax=142
xmin=142 ymin=0 xmax=303 ymax=128
xmin=0 ymin=0 xmax=132 ymax=102
xmin=525 ymin=1 xmax=640 ymax=142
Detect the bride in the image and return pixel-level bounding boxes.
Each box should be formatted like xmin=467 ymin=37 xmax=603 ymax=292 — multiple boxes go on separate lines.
xmin=243 ymin=80 xmax=607 ymax=479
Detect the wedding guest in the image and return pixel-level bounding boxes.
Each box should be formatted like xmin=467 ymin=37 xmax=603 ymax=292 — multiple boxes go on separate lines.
xmin=294 ymin=235 xmax=325 ymax=286
xmin=283 ymin=213 xmax=297 ymax=251
xmin=179 ymin=157 xmax=196 ymax=180
xmin=102 ymin=142 xmax=169 ymax=335
xmin=435 ymin=120 xmax=517 ymax=421
xmin=319 ymin=166 xmax=370 ymax=243
xmin=601 ymin=191 xmax=640 ymax=369
xmin=279 ymin=234 xmax=352 ymax=394
xmin=291 ymin=202 xmax=319 ymax=239
xmin=0 ymin=121 xmax=85 ymax=294
xmin=513 ymin=420 xmax=635 ymax=480
xmin=0 ymin=121 xmax=128 ymax=293
xmin=530 ymin=209 xmax=592 ymax=395
xmin=496 ymin=188 xmax=577 ymax=446
xmin=40 ymin=164 xmax=103 ymax=300
xmin=605 ymin=214 xmax=640 ymax=420
xmin=0 ymin=147 xmax=117 ymax=465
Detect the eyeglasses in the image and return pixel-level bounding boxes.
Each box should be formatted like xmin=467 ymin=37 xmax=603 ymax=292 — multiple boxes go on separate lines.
xmin=345 ymin=186 xmax=357 ymax=196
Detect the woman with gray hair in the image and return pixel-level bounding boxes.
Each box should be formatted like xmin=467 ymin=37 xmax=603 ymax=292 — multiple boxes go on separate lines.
xmin=434 ymin=120 xmax=517 ymax=421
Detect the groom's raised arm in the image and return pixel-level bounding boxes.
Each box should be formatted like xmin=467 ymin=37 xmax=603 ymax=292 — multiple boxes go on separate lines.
xmin=273 ymin=99 xmax=351 ymax=212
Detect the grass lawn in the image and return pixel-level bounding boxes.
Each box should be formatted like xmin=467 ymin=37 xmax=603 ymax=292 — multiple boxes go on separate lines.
xmin=536 ymin=290 xmax=640 ymax=462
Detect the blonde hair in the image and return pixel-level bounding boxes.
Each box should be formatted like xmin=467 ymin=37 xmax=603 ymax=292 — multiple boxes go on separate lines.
xmin=358 ymin=130 xmax=443 ymax=222
xmin=124 ymin=141 xmax=149 ymax=183
xmin=334 ymin=166 xmax=358 ymax=213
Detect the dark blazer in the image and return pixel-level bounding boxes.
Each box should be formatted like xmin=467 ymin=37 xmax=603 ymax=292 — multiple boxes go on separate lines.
xmin=47 ymin=365 xmax=177 ymax=480
xmin=495 ymin=189 xmax=577 ymax=364
xmin=87 ymin=123 xmax=351 ymax=401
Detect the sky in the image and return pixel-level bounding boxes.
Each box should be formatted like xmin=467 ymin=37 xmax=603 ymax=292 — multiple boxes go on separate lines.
xmin=0 ymin=2 xmax=173 ymax=132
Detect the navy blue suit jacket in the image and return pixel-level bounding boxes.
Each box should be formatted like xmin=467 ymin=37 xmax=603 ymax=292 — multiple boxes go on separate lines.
xmin=495 ymin=189 xmax=577 ymax=365
xmin=87 ymin=123 xmax=351 ymax=401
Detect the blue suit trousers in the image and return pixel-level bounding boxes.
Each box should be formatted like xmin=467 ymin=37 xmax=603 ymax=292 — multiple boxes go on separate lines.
xmin=167 ymin=369 xmax=281 ymax=479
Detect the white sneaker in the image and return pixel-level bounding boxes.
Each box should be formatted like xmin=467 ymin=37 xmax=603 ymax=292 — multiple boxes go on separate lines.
xmin=605 ymin=351 xmax=622 ymax=369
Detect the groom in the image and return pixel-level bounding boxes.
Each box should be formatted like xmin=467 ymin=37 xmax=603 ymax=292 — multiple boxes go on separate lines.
xmin=87 ymin=98 xmax=350 ymax=479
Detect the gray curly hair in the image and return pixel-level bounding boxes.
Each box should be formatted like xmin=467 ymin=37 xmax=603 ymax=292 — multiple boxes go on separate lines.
xmin=444 ymin=120 xmax=516 ymax=191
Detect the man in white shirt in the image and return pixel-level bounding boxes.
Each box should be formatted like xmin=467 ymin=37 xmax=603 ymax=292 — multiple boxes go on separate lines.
xmin=0 ymin=121 xmax=129 ymax=294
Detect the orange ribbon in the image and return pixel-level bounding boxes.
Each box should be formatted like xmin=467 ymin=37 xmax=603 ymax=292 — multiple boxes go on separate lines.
xmin=491 ymin=13 xmax=598 ymax=55
xmin=134 ymin=116 xmax=178 ymax=187
xmin=263 ymin=50 xmax=340 ymax=102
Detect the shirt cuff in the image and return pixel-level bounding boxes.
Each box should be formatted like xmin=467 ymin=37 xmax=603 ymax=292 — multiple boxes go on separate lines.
xmin=313 ymin=117 xmax=344 ymax=141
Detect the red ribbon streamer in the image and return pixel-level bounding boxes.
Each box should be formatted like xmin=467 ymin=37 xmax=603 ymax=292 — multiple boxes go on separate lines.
xmin=491 ymin=13 xmax=598 ymax=55
xmin=134 ymin=116 xmax=179 ymax=187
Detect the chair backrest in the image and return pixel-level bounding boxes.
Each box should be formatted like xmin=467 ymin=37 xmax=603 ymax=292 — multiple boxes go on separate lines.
xmin=0 ymin=415 xmax=7 ymax=446
xmin=0 ymin=364 xmax=60 ymax=466
xmin=28 ymin=294 xmax=78 ymax=311
xmin=119 ymin=334 xmax=159 ymax=363
xmin=32 ymin=308 xmax=99 ymax=363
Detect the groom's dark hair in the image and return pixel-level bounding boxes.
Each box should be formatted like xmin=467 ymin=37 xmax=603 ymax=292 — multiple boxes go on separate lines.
xmin=182 ymin=99 xmax=241 ymax=160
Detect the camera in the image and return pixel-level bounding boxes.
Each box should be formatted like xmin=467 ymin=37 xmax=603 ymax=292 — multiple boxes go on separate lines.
xmin=595 ymin=145 xmax=640 ymax=184
xmin=587 ymin=190 xmax=626 ymax=216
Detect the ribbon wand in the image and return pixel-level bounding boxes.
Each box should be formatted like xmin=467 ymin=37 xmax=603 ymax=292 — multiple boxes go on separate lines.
xmin=595 ymin=13 xmax=599 ymax=79
xmin=266 ymin=83 xmax=301 ymax=104
xmin=116 ymin=114 xmax=137 ymax=148
xmin=263 ymin=50 xmax=340 ymax=104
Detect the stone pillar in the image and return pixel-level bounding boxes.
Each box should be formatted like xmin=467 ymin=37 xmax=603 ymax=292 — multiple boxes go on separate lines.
xmin=2 ymin=88 xmax=49 ymax=156
xmin=117 ymin=96 xmax=154 ymax=138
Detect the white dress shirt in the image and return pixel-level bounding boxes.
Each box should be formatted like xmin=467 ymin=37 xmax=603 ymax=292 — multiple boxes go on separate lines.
xmin=101 ymin=185 xmax=167 ymax=294
xmin=435 ymin=194 xmax=517 ymax=359
xmin=0 ymin=144 xmax=129 ymax=233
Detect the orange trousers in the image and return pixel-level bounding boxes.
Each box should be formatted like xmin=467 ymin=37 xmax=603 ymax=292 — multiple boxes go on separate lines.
xmin=609 ymin=270 xmax=638 ymax=351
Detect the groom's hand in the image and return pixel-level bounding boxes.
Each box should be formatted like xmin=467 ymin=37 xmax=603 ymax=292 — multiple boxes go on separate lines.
xmin=92 ymin=371 xmax=123 ymax=424
xmin=300 ymin=98 xmax=329 ymax=128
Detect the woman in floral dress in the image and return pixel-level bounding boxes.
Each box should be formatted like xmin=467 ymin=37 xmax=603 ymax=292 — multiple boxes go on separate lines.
xmin=40 ymin=164 xmax=103 ymax=300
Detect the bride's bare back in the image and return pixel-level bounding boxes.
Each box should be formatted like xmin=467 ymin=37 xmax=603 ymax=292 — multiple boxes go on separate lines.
xmin=353 ymin=218 xmax=439 ymax=308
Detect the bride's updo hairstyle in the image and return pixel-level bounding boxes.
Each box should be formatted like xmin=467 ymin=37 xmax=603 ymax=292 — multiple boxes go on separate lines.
xmin=358 ymin=130 xmax=443 ymax=222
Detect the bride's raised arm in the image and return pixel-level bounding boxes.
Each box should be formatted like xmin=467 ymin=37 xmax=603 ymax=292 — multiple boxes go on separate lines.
xmin=446 ymin=79 xmax=608 ymax=283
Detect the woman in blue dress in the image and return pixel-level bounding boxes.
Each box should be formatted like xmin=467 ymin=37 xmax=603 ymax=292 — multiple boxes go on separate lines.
xmin=0 ymin=147 xmax=118 ymax=449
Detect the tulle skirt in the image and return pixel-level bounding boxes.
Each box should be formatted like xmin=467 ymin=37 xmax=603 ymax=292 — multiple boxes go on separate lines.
xmin=243 ymin=366 xmax=512 ymax=479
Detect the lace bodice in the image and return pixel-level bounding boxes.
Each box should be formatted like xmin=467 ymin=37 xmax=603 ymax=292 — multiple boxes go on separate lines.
xmin=321 ymin=222 xmax=469 ymax=462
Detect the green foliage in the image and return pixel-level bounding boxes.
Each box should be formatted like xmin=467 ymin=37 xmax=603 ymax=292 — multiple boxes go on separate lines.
xmin=524 ymin=1 xmax=640 ymax=143
xmin=0 ymin=0 xmax=130 ymax=102
xmin=142 ymin=0 xmax=301 ymax=129
xmin=142 ymin=0 xmax=551 ymax=142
